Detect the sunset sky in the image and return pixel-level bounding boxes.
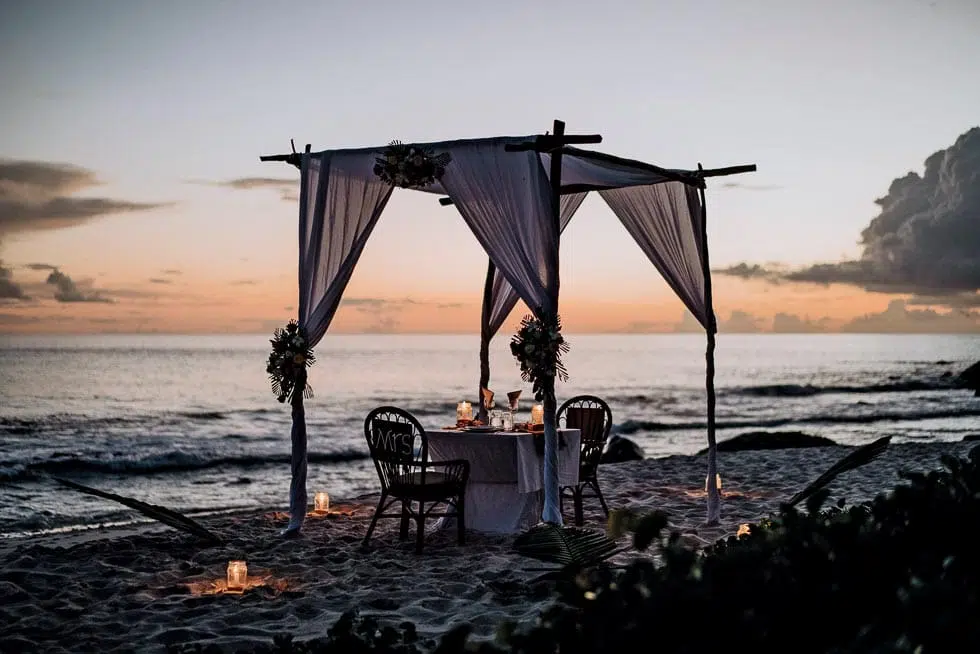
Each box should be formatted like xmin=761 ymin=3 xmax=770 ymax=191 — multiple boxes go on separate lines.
xmin=1 ymin=0 xmax=978 ymax=334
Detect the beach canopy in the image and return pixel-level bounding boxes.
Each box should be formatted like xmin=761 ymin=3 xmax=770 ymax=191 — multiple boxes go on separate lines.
xmin=262 ymin=125 xmax=755 ymax=535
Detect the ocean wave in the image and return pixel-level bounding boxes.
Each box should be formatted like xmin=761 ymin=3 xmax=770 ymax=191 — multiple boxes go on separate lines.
xmin=614 ymin=407 xmax=980 ymax=434
xmin=0 ymin=449 xmax=369 ymax=483
xmin=728 ymin=379 xmax=960 ymax=398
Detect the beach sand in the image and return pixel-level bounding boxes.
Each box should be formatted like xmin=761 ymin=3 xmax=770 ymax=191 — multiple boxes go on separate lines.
xmin=1 ymin=441 xmax=974 ymax=653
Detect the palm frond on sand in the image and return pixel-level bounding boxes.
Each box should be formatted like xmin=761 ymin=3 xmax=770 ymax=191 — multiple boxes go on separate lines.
xmin=51 ymin=476 xmax=223 ymax=544
xmin=787 ymin=436 xmax=891 ymax=508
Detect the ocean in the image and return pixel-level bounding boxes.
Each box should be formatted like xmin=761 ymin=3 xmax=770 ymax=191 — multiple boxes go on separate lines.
xmin=1 ymin=333 xmax=977 ymax=538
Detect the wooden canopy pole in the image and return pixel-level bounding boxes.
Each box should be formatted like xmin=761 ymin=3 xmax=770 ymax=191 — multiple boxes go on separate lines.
xmin=477 ymin=260 xmax=496 ymax=424
xmin=697 ymin=162 xmax=721 ymax=526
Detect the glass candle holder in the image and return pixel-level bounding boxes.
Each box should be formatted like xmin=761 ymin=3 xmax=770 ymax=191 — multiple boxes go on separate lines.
xmin=456 ymin=401 xmax=473 ymax=422
xmin=227 ymin=560 xmax=247 ymax=593
xmin=502 ymin=411 xmax=514 ymax=431
xmin=314 ymin=491 xmax=330 ymax=514
xmin=530 ymin=404 xmax=544 ymax=425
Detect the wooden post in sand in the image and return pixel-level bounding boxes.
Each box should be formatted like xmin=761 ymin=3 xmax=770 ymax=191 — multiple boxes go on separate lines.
xmin=698 ymin=162 xmax=721 ymax=526
xmin=505 ymin=120 xmax=602 ymax=525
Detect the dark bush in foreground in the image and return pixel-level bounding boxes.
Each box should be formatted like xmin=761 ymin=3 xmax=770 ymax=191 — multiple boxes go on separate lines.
xmin=173 ymin=446 xmax=980 ymax=654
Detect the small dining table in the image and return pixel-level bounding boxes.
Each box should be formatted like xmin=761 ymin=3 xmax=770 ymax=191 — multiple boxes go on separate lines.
xmin=427 ymin=427 xmax=580 ymax=534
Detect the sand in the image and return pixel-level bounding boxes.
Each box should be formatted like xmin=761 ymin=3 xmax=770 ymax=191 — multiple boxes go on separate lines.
xmin=0 ymin=441 xmax=974 ymax=653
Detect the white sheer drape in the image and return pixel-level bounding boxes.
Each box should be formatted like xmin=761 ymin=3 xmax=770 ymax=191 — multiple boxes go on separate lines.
xmin=477 ymin=192 xmax=588 ymax=399
xmin=438 ymin=138 xmax=564 ymax=524
xmin=600 ymin=181 xmax=721 ymax=523
xmin=439 ymin=138 xmax=559 ymax=316
xmin=600 ymin=182 xmax=711 ymax=328
xmin=286 ymin=150 xmax=393 ymax=533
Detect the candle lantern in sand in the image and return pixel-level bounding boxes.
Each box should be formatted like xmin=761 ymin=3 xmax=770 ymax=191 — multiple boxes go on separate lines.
xmin=314 ymin=491 xmax=330 ymax=514
xmin=705 ymin=474 xmax=722 ymax=492
xmin=530 ymin=404 xmax=544 ymax=425
xmin=737 ymin=523 xmax=751 ymax=538
xmin=456 ymin=401 xmax=473 ymax=422
xmin=226 ymin=560 xmax=247 ymax=592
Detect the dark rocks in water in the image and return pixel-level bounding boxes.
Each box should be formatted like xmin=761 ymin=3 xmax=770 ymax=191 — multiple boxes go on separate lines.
xmin=601 ymin=435 xmax=645 ymax=464
xmin=936 ymin=360 xmax=954 ymax=365
xmin=957 ymin=360 xmax=980 ymax=395
xmin=699 ymin=431 xmax=837 ymax=454
xmin=963 ymin=434 xmax=980 ymax=442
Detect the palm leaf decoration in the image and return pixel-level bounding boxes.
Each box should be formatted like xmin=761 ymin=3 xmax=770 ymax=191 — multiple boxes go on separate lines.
xmin=787 ymin=435 xmax=891 ymax=508
xmin=51 ymin=476 xmax=223 ymax=544
xmin=514 ymin=522 xmax=620 ymax=567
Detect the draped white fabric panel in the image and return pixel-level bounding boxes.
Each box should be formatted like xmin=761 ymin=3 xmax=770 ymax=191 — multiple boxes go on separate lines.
xmin=600 ymin=182 xmax=713 ymax=331
xmin=438 ymin=138 xmax=559 ymax=317
xmin=286 ymin=150 xmax=393 ymax=533
xmin=482 ymin=192 xmax=589 ymax=340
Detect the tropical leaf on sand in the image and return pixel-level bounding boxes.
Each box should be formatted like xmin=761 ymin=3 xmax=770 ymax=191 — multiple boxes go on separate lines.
xmin=51 ymin=476 xmax=223 ymax=544
xmin=787 ymin=436 xmax=891 ymax=508
xmin=514 ymin=522 xmax=620 ymax=567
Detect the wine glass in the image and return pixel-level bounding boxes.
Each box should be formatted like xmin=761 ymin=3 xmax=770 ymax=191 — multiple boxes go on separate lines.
xmin=507 ymin=390 xmax=521 ymax=427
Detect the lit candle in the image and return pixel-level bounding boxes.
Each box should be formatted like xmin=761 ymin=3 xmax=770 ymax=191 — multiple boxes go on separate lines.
xmin=736 ymin=523 xmax=750 ymax=537
xmin=227 ymin=560 xmax=247 ymax=592
xmin=314 ymin=491 xmax=330 ymax=514
xmin=705 ymin=474 xmax=722 ymax=491
xmin=457 ymin=401 xmax=473 ymax=422
xmin=530 ymin=404 xmax=544 ymax=425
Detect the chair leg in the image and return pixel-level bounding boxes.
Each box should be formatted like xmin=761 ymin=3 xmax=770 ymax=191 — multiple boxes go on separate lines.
xmin=593 ymin=480 xmax=610 ymax=517
xmin=574 ymin=487 xmax=585 ymax=526
xmin=362 ymin=492 xmax=387 ymax=548
xmin=399 ymin=501 xmax=410 ymax=541
xmin=456 ymin=496 xmax=466 ymax=546
xmin=415 ymin=501 xmax=425 ymax=554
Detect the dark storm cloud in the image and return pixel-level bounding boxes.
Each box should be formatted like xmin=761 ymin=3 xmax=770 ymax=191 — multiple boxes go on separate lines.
xmin=0 ymin=160 xmax=171 ymax=236
xmin=0 ymin=262 xmax=29 ymax=300
xmin=787 ymin=127 xmax=980 ymax=294
xmin=714 ymin=128 xmax=980 ymax=310
xmin=24 ymin=262 xmax=58 ymax=271
xmin=46 ymin=270 xmax=112 ymax=303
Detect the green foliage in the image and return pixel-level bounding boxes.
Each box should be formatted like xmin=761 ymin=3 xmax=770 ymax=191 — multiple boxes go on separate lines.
xmin=509 ymin=313 xmax=569 ymax=401
xmin=266 ymin=320 xmax=315 ymax=403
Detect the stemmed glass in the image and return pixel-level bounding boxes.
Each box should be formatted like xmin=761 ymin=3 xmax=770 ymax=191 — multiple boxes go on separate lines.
xmin=507 ymin=390 xmax=521 ymax=429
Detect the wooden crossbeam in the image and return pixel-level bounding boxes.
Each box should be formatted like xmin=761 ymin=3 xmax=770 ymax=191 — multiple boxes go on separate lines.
xmin=697 ymin=164 xmax=757 ymax=178
xmin=504 ymin=132 xmax=602 ymax=153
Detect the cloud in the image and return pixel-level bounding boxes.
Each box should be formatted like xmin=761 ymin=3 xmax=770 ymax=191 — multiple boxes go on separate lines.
xmin=0 ymin=261 xmax=29 ymax=300
xmin=841 ymin=299 xmax=979 ymax=333
xmin=229 ymin=279 xmax=258 ymax=286
xmin=148 ymin=278 xmax=172 ymax=284
xmin=713 ymin=263 xmax=785 ymax=284
xmin=0 ymin=160 xmax=171 ymax=237
xmin=787 ymin=127 xmax=980 ymax=295
xmin=906 ymin=292 xmax=980 ymax=309
xmin=721 ymin=182 xmax=783 ymax=191
xmin=723 ymin=310 xmax=765 ymax=333
xmin=771 ymin=313 xmax=833 ymax=333
xmin=46 ymin=269 xmax=112 ymax=303
xmin=199 ymin=177 xmax=299 ymax=202
xmin=161 ymin=269 xmax=182 ymax=275
xmin=24 ymin=262 xmax=58 ymax=271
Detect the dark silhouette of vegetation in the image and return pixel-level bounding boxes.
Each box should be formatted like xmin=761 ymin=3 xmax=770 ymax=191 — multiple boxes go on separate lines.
xmin=171 ymin=444 xmax=980 ymax=654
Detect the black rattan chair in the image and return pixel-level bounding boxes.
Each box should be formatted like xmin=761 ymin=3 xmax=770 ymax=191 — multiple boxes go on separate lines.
xmin=362 ymin=406 xmax=469 ymax=554
xmin=557 ymin=395 xmax=613 ymax=526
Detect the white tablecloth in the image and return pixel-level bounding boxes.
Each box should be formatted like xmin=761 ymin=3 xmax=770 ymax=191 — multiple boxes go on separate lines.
xmin=427 ymin=428 xmax=580 ymax=534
